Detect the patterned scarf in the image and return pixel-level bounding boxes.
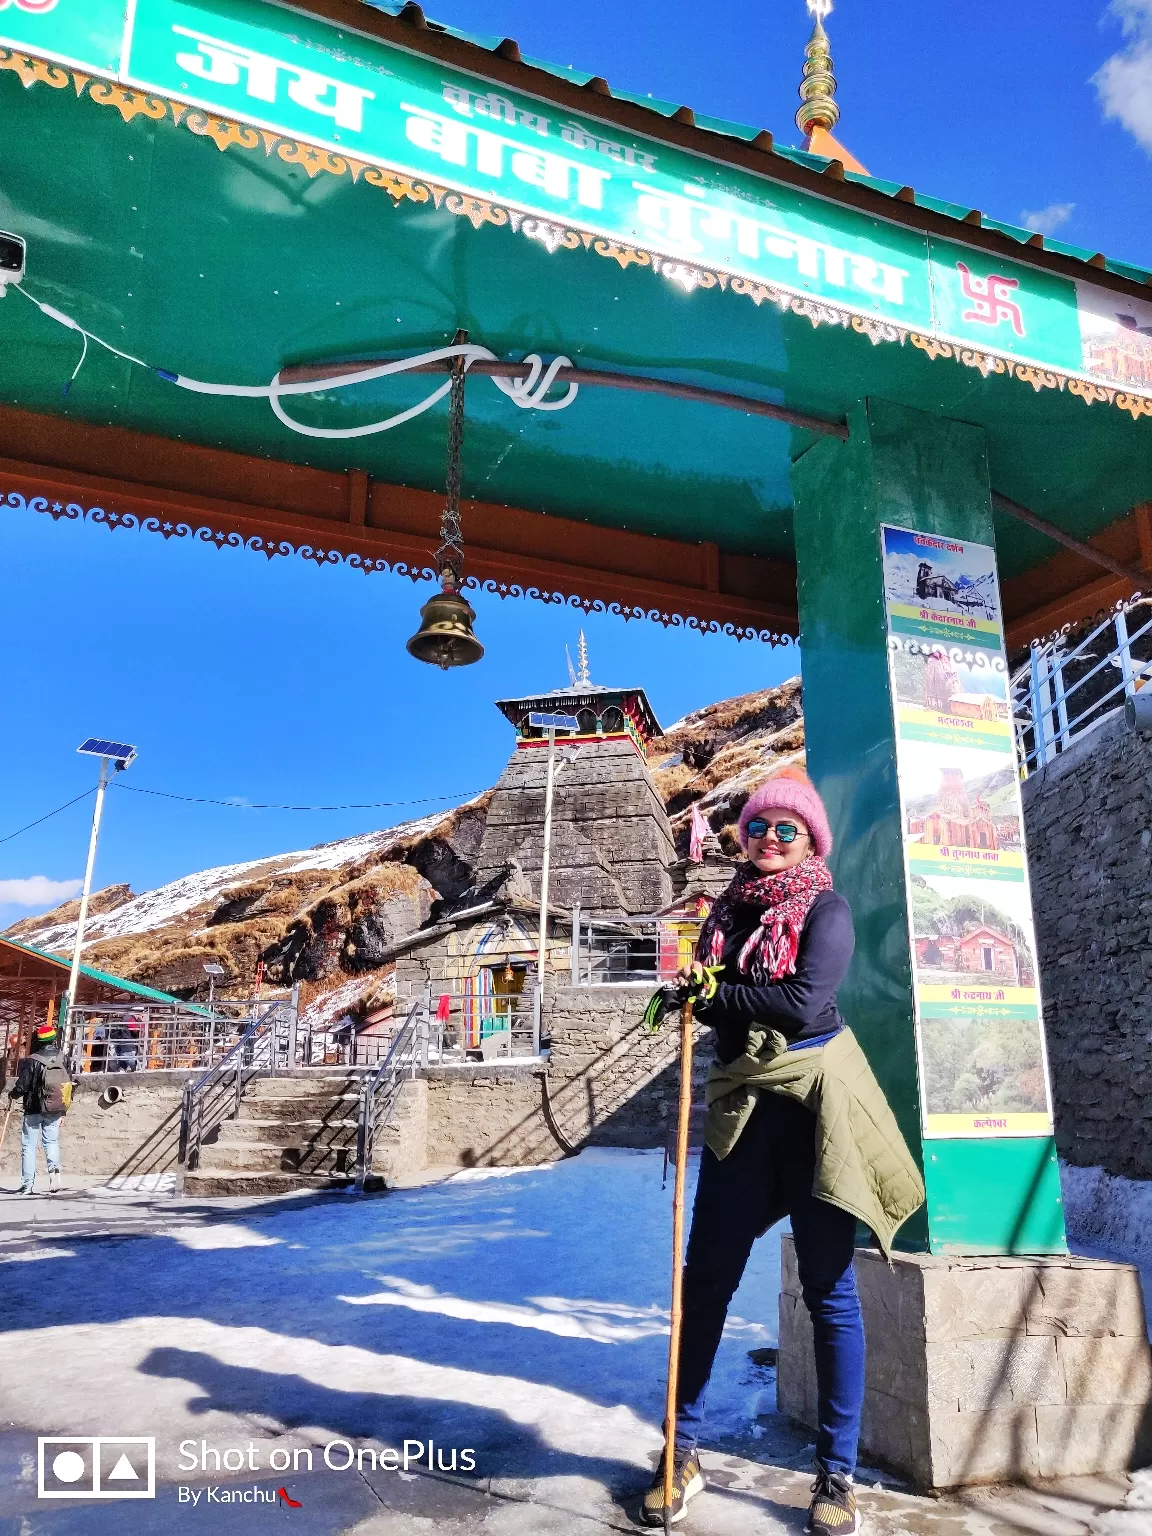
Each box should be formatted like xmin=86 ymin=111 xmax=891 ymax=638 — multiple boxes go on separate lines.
xmin=697 ymin=856 xmax=834 ymax=984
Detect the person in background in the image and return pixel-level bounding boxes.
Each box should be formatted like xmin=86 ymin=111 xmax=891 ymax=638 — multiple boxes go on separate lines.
xmin=7 ymin=1021 xmax=72 ymax=1195
xmin=110 ymin=1014 xmax=142 ymax=1072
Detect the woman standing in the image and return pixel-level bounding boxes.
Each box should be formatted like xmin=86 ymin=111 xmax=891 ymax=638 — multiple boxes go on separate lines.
xmin=643 ymin=769 xmax=923 ymax=1533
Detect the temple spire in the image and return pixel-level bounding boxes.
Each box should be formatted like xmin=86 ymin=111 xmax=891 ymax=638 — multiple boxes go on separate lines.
xmin=794 ymin=1 xmax=869 ymax=176
xmin=576 ymin=630 xmax=592 ymax=687
xmin=795 ymin=1 xmax=839 ymax=138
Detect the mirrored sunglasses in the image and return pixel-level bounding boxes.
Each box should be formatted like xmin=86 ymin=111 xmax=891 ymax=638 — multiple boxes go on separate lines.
xmin=745 ymin=818 xmax=806 ymax=844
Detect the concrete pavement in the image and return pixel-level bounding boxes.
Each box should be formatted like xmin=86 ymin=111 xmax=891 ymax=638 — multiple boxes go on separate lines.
xmin=0 ymin=1177 xmax=1146 ymax=1536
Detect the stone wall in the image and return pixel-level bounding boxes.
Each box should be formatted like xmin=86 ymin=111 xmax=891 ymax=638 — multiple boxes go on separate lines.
xmin=473 ymin=738 xmax=675 ymax=914
xmin=422 ymin=985 xmax=710 ymax=1166
xmin=372 ymin=1078 xmax=427 ymax=1184
xmin=0 ymin=1070 xmax=191 ymax=1179
xmin=778 ymin=1235 xmax=1152 ymax=1487
xmin=392 ymin=909 xmax=564 ymax=1000
xmin=1021 ymin=714 xmax=1152 ymax=1179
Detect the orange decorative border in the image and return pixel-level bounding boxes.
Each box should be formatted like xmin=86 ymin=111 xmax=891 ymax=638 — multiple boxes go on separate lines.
xmin=5 ymin=46 xmax=1152 ymax=424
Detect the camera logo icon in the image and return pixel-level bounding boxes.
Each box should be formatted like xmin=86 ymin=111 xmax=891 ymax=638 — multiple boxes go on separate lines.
xmin=38 ymin=1437 xmax=156 ymax=1499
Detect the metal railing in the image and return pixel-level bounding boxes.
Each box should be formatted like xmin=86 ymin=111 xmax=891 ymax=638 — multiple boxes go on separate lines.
xmin=65 ymin=992 xmax=298 ymax=1074
xmin=408 ymin=988 xmax=542 ymax=1061
xmin=179 ymin=998 xmax=297 ymax=1172
xmin=1012 ymin=596 xmax=1152 ymax=773
xmin=570 ymin=914 xmax=697 ymax=987
xmin=355 ymin=993 xmax=428 ymax=1189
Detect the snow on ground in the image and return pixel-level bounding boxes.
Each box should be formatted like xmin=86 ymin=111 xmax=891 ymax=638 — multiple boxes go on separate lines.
xmin=1062 ymin=1162 xmax=1152 ymax=1330
xmin=0 ymin=1150 xmax=783 ymax=1505
xmin=19 ymin=811 xmax=458 ymax=956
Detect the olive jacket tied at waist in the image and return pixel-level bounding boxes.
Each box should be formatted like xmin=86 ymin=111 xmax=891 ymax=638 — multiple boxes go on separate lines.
xmin=704 ymin=1025 xmax=925 ymax=1259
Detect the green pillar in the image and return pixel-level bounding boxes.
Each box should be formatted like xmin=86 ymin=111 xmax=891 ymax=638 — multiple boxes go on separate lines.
xmin=791 ymin=398 xmax=1066 ymax=1255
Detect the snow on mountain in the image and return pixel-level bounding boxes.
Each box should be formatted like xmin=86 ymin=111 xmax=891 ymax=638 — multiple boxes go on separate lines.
xmin=13 ymin=814 xmax=454 ymax=958
xmin=3 ymin=684 xmax=803 ymax=1005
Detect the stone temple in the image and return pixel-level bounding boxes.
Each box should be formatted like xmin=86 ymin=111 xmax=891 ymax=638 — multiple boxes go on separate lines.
xmin=474 ymin=656 xmax=676 ymax=916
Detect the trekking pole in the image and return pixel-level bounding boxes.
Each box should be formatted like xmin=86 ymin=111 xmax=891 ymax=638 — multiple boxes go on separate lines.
xmin=662 ymin=994 xmax=694 ymax=1535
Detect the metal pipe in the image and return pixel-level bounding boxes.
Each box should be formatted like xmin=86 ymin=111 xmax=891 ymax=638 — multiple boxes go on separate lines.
xmin=280 ymin=356 xmax=1151 ymax=589
xmin=992 ymin=492 xmax=1146 ymax=588
xmin=278 ymin=356 xmax=849 ymax=438
xmin=1115 ymin=606 xmax=1137 ymax=698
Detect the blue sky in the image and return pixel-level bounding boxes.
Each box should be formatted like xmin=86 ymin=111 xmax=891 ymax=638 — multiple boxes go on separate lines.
xmin=3 ymin=0 xmax=1151 ymax=924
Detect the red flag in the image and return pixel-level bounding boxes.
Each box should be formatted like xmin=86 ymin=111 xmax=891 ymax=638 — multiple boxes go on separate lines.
xmin=689 ymin=803 xmax=709 ymax=863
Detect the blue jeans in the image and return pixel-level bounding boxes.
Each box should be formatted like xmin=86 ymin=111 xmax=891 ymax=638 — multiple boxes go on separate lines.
xmin=675 ymin=1092 xmax=866 ymax=1475
xmin=21 ymin=1112 xmax=62 ymax=1187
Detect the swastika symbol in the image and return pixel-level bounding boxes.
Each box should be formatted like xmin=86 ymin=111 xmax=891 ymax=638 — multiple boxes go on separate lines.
xmin=956 ymin=262 xmax=1025 ymax=336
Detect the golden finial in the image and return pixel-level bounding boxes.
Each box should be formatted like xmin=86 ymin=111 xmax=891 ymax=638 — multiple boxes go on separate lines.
xmin=795 ymin=0 xmax=840 ymax=138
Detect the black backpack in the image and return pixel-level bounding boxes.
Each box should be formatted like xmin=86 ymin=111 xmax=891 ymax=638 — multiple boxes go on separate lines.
xmin=31 ymin=1059 xmax=73 ymax=1115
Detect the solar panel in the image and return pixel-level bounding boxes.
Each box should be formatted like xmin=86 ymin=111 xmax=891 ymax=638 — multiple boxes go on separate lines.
xmin=528 ymin=712 xmax=580 ymax=732
xmin=77 ymin=737 xmax=137 ymax=764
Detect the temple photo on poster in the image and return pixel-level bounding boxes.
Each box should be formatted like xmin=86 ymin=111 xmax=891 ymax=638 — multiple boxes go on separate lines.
xmin=910 ymin=872 xmax=1038 ymax=991
xmin=888 ymin=637 xmax=1012 ymax=750
xmin=1077 ymin=278 xmax=1152 ymax=391
xmin=919 ymin=1008 xmax=1050 ymax=1121
xmin=881 ymin=524 xmax=1001 ymax=636
xmin=900 ymin=739 xmax=1025 ymax=881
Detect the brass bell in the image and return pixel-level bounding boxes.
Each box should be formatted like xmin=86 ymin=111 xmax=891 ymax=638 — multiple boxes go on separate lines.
xmin=406 ymin=571 xmax=484 ymax=670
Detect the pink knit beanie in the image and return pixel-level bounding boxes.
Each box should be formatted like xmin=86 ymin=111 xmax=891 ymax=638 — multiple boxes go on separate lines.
xmin=737 ymin=768 xmax=833 ymax=857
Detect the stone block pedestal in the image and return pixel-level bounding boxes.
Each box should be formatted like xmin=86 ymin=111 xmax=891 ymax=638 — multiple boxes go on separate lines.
xmin=778 ymin=1234 xmax=1152 ymax=1489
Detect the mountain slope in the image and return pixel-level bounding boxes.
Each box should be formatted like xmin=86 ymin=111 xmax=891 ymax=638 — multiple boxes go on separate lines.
xmin=6 ymin=680 xmax=803 ymax=1008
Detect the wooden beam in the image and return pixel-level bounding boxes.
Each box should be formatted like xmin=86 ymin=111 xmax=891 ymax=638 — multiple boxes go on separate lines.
xmin=1002 ymin=502 xmax=1151 ymax=648
xmin=0 ymin=406 xmax=797 ymax=636
xmin=992 ymin=492 xmax=1145 ymax=588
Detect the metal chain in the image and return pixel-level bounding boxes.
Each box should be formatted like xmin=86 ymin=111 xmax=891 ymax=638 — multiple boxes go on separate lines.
xmin=436 ymin=353 xmax=466 ymax=585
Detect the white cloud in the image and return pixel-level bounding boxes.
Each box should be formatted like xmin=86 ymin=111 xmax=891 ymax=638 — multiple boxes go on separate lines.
xmin=1095 ymin=0 xmax=1152 ymax=153
xmin=0 ymin=876 xmax=82 ymax=907
xmin=1019 ymin=202 xmax=1076 ymax=234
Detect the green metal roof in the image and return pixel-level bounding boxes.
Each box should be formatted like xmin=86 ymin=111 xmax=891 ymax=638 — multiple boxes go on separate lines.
xmin=0 ymin=937 xmax=211 ymax=1013
xmin=0 ymin=0 xmax=1149 ymax=598
xmin=358 ymin=1 xmax=1149 ymax=286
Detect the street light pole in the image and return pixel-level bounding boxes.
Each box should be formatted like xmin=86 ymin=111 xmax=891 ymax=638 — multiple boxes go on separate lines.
xmin=66 ymin=755 xmax=113 ymax=1016
xmin=527 ymin=710 xmax=579 ymax=1059
xmin=64 ymin=739 xmax=137 ymax=1064
xmin=535 ymin=724 xmax=558 ymax=1040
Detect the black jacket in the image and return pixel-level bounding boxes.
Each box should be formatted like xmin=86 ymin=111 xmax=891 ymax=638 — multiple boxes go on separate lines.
xmin=7 ymin=1049 xmax=63 ymax=1115
xmin=695 ymin=889 xmax=855 ymax=1064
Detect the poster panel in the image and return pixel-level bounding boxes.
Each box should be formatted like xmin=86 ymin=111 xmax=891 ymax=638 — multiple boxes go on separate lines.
xmin=881 ymin=524 xmax=1055 ymax=1140
xmin=1076 ymin=280 xmax=1152 ymax=393
xmin=0 ymin=0 xmax=127 ymax=74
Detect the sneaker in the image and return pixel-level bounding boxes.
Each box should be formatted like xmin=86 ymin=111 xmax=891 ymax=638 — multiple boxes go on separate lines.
xmin=641 ymin=1445 xmax=704 ymax=1527
xmin=48 ymin=1171 xmax=61 ymax=1194
xmin=17 ymin=1183 xmax=35 ymax=1196
xmin=806 ymin=1462 xmax=858 ymax=1536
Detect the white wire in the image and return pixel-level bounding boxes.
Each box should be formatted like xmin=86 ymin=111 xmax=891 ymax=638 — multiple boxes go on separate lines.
xmin=18 ymin=285 xmax=579 ymax=435
xmin=14 ymin=285 xmax=154 ymax=371
xmin=491 ymin=353 xmax=578 ymax=411
xmin=65 ymin=330 xmax=89 ymax=393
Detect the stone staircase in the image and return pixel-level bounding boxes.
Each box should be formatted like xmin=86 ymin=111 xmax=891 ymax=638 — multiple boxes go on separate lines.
xmin=182 ymin=1070 xmax=365 ymax=1198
